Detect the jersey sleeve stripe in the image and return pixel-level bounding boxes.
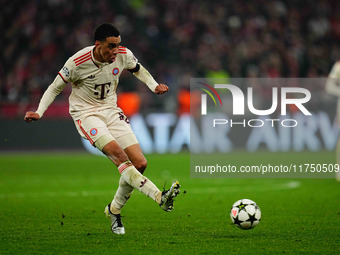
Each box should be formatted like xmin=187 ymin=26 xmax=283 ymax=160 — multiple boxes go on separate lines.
xmin=75 ymin=57 xmax=92 ymax=66
xmin=74 ymin=51 xmax=91 ymax=61
xmin=74 ymin=54 xmax=92 ymax=64
xmin=118 ymin=47 xmax=127 ymax=52
xmin=58 ymin=72 xmax=68 ymax=83
xmin=77 ymin=120 xmax=94 ymax=145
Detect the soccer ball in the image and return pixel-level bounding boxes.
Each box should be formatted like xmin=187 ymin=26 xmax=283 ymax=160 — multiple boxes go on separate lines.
xmin=230 ymin=199 xmax=261 ymax=230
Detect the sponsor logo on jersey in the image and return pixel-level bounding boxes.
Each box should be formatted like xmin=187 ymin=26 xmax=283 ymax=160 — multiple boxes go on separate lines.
xmin=87 ymin=75 xmax=95 ymax=79
xmin=62 ymin=66 xmax=70 ymax=77
xmin=112 ymin=68 xmax=119 ymax=75
xmin=90 ymin=128 xmax=98 ymax=136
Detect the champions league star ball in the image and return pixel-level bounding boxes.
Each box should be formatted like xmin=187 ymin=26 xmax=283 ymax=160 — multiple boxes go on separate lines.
xmin=230 ymin=199 xmax=261 ymax=230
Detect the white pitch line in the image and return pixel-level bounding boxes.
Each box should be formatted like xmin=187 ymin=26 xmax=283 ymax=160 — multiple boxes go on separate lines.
xmin=0 ymin=190 xmax=112 ymax=199
xmin=0 ymin=181 xmax=300 ymax=199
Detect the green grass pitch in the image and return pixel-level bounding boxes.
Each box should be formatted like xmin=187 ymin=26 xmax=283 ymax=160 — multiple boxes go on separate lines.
xmin=0 ymin=151 xmax=339 ymax=254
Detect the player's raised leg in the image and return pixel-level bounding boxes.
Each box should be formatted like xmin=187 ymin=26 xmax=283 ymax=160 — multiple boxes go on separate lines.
xmin=120 ymin=143 xmax=181 ymax=212
xmin=100 ymin=139 xmax=180 ymax=234
xmin=102 ymin=141 xmax=161 ymax=202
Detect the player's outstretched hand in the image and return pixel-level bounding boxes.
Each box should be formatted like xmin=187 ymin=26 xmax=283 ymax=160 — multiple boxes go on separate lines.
xmin=155 ymin=84 xmax=169 ymax=95
xmin=24 ymin=111 xmax=40 ymax=123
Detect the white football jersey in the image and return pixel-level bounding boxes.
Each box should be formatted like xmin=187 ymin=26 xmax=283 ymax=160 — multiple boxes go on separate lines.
xmin=35 ymin=45 xmax=159 ymax=119
xmin=58 ymin=45 xmax=138 ymax=118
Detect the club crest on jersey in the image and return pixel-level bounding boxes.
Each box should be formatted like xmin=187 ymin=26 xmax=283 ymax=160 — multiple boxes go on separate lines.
xmin=90 ymin=128 xmax=98 ymax=136
xmin=62 ymin=67 xmax=70 ymax=77
xmin=112 ymin=68 xmax=119 ymax=75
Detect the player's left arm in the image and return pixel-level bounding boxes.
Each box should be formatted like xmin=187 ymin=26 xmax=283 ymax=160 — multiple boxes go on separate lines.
xmin=125 ymin=48 xmax=169 ymax=95
xmin=130 ymin=64 xmax=169 ymax=95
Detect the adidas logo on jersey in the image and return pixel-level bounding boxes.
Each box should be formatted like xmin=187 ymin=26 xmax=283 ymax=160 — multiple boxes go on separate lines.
xmin=87 ymin=75 xmax=95 ymax=79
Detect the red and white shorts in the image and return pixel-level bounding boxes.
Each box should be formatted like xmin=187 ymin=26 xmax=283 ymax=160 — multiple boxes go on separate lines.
xmin=74 ymin=109 xmax=138 ymax=150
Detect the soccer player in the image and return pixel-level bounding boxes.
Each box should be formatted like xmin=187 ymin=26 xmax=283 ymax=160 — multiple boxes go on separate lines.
xmin=326 ymin=61 xmax=340 ymax=181
xmin=24 ymin=23 xmax=181 ymax=234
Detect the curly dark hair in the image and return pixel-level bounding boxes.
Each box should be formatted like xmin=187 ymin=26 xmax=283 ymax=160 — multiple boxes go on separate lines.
xmin=94 ymin=23 xmax=120 ymax=42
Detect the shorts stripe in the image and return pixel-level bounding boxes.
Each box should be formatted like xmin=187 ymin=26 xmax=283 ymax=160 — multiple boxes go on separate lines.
xmin=77 ymin=120 xmax=94 ymax=145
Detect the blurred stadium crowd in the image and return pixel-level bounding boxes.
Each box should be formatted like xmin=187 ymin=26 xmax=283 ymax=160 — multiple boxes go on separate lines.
xmin=1 ymin=0 xmax=340 ymax=116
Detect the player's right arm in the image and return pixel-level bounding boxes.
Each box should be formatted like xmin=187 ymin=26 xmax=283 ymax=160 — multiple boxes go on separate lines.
xmin=24 ymin=75 xmax=66 ymax=122
xmin=24 ymin=111 xmax=40 ymax=122
xmin=24 ymin=62 xmax=74 ymax=123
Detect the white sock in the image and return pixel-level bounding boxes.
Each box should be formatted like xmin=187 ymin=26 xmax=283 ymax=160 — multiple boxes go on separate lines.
xmin=118 ymin=161 xmax=162 ymax=204
xmin=111 ymin=178 xmax=134 ymax=214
